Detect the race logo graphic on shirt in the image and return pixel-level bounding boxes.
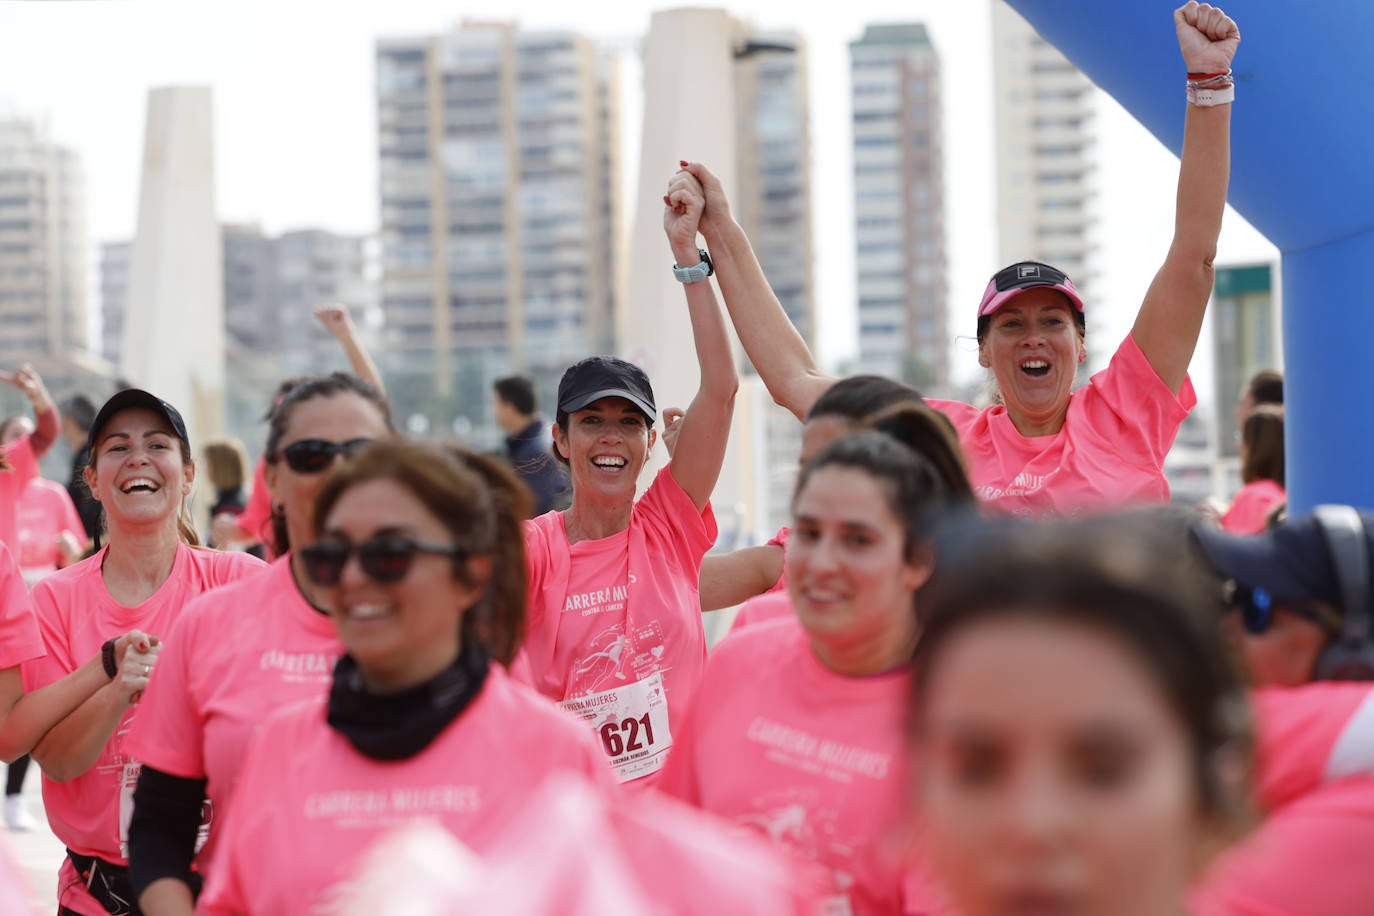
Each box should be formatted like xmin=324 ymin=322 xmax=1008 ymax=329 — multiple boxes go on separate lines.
xmin=567 ymin=621 xmax=667 ymax=697
xmin=746 ymin=717 xmax=892 ymax=783
xmin=741 ymin=787 xmax=858 ymax=915
xmin=303 ymin=784 xmax=482 ymax=831
xmin=258 ymin=648 xmax=338 ymax=684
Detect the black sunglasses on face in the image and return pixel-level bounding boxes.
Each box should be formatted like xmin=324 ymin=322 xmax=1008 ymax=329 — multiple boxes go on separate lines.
xmin=299 ymin=536 xmax=466 ymax=587
xmin=275 ymin=438 xmax=373 ymax=474
xmin=1226 ymin=580 xmax=1339 ymax=635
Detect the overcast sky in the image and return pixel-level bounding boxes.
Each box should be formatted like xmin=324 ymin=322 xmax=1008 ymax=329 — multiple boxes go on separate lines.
xmin=0 ymin=0 xmax=1278 ymax=408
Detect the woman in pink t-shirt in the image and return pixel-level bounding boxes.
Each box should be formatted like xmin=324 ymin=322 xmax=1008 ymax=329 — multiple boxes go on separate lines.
xmin=910 ymin=513 xmax=1252 ymax=916
xmin=23 ymin=389 xmax=265 ymax=916
xmin=702 ymin=375 xmax=926 ymax=615
xmin=198 ymin=440 xmax=611 ymax=915
xmin=1191 ymin=508 xmax=1374 ymax=915
xmin=122 ymin=373 xmax=393 ymax=916
xmin=682 ymin=6 xmax=1239 ymax=518
xmin=1 ymin=365 xmax=60 ymax=552
xmin=1220 ymin=404 xmax=1285 ymax=534
xmin=661 ymin=405 xmax=971 ymax=915
xmin=519 ymin=168 xmax=737 ymax=787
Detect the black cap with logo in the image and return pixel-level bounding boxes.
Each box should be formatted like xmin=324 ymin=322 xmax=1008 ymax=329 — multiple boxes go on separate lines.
xmin=556 ymin=357 xmax=656 ymax=421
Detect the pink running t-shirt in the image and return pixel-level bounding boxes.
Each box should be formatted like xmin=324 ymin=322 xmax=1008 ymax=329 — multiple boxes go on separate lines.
xmin=0 ymin=435 xmax=40 ymax=549
xmin=728 ymin=590 xmax=794 ymax=635
xmin=22 ymin=543 xmax=265 ymax=916
xmin=15 ymin=477 xmax=85 ymax=578
xmin=1 ymin=542 xmax=44 ymax=671
xmin=658 ymin=614 xmax=950 ymax=916
xmin=197 ymin=665 xmax=612 ymax=916
xmin=927 ymin=334 xmax=1195 ymax=517
xmin=124 ymin=555 xmax=341 ymax=867
xmin=1189 ymin=683 xmax=1374 ymax=916
xmin=520 ymin=466 xmax=716 ymax=785
xmin=1220 ymin=479 xmax=1286 ymax=534
xmin=1249 ymin=682 xmax=1374 ymax=811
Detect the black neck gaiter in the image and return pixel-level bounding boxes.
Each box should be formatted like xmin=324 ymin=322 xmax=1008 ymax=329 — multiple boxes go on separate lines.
xmin=326 ymin=642 xmax=489 ymax=761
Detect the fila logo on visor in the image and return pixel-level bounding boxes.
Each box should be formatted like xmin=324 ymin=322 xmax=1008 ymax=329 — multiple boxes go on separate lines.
xmin=1018 ymin=265 xmax=1041 ymax=279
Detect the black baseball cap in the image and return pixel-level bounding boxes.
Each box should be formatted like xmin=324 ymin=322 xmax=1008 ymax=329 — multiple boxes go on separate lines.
xmin=87 ymin=388 xmax=191 ymax=455
xmin=1191 ymin=510 xmax=1374 ymax=614
xmin=556 ymin=356 xmax=656 ymax=420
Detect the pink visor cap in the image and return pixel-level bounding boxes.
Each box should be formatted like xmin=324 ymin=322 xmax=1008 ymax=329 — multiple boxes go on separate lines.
xmin=978 ymin=261 xmax=1084 ymax=318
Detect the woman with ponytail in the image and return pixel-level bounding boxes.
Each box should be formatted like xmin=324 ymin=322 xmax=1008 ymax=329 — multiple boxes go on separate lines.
xmin=198 ymin=440 xmax=608 ymax=915
xmin=23 ymin=389 xmax=265 ymax=915
xmin=727 ymin=401 xmax=975 ymax=633
xmin=123 ymin=372 xmax=394 ymax=916
xmin=658 ymin=410 xmax=968 ymax=915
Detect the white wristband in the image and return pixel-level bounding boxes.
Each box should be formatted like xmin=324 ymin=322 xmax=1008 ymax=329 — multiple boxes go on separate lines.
xmin=1187 ymin=84 xmax=1234 ymax=107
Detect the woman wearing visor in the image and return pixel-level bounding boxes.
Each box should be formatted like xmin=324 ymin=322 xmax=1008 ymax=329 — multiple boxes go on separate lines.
xmin=681 ymin=2 xmax=1239 ymax=517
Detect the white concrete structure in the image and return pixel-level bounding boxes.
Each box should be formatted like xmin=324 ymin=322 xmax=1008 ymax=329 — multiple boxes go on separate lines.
xmin=121 ymin=86 xmax=224 ymax=449
xmin=624 ymin=9 xmax=811 ymax=539
xmin=991 ymin=1 xmax=1097 ymax=297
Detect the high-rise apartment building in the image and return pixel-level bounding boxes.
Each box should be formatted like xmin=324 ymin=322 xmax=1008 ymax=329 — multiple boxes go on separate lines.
xmin=103 ymin=225 xmax=373 ymax=374
xmin=734 ymin=29 xmax=814 ymax=347
xmin=849 ymin=24 xmax=949 ymax=390
xmin=0 ymin=116 xmax=87 ymax=367
xmin=991 ymin=0 xmax=1097 ymax=293
xmin=375 ymin=23 xmax=620 ymax=427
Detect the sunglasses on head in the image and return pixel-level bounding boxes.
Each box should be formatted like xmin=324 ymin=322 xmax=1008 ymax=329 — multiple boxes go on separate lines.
xmin=299 ymin=535 xmax=466 ymax=587
xmin=1225 ymin=580 xmax=1340 ymax=635
xmin=274 ymin=438 xmax=373 ymax=474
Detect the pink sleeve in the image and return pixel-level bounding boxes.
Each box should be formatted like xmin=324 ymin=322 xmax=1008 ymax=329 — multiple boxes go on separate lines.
xmin=30 ymin=407 xmax=58 ymax=458
xmin=235 ymin=458 xmax=272 ymax=545
xmin=124 ymin=606 xmax=206 ymax=778
xmin=1250 ymin=685 xmax=1366 ymax=811
xmin=1221 ymin=482 xmax=1286 ymax=534
xmin=0 ymin=545 xmax=44 ymax=670
xmin=21 ymin=579 xmax=75 ymax=692
xmin=639 ymin=466 xmax=717 ymax=571
xmin=1079 ymin=336 xmax=1196 ymax=470
xmin=765 ymin=526 xmax=790 ymax=549
xmin=196 ymin=717 xmax=275 ymax=915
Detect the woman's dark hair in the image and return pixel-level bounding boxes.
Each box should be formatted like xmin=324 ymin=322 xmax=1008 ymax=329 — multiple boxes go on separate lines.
xmin=264 ymin=373 xmax=393 ymax=553
xmin=864 ymin=403 xmax=975 ymax=505
xmin=494 ymin=375 xmax=537 ymax=417
xmin=1246 ymin=369 xmax=1283 ymax=408
xmin=312 ymin=439 xmax=530 ymax=666
xmin=912 ymin=512 xmax=1252 ymax=829
xmin=807 ymin=375 xmax=923 ymax=424
xmin=794 ymin=419 xmax=958 ymax=560
xmin=1240 ymin=404 xmax=1284 ymax=486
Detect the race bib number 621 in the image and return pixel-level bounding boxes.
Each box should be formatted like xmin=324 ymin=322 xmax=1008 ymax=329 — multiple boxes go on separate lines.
xmin=560 ymin=672 xmax=672 ymax=783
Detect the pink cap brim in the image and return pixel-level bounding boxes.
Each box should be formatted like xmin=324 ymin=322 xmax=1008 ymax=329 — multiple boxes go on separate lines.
xmin=978 ymin=276 xmax=1084 ymax=318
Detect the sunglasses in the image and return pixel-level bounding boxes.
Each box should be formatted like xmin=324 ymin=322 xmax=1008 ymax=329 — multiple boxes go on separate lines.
xmin=299 ymin=536 xmax=466 ymax=587
xmin=1226 ymin=580 xmax=1340 ymax=635
xmin=274 ymin=438 xmax=373 ymax=474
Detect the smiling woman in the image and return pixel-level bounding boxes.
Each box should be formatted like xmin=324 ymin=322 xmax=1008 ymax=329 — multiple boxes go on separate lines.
xmin=21 ymin=389 xmax=265 ymax=916
xmin=518 ymin=165 xmax=738 ymax=788
xmin=194 ymin=440 xmax=610 ymax=916
xmin=684 ymin=2 xmax=1241 ymax=518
